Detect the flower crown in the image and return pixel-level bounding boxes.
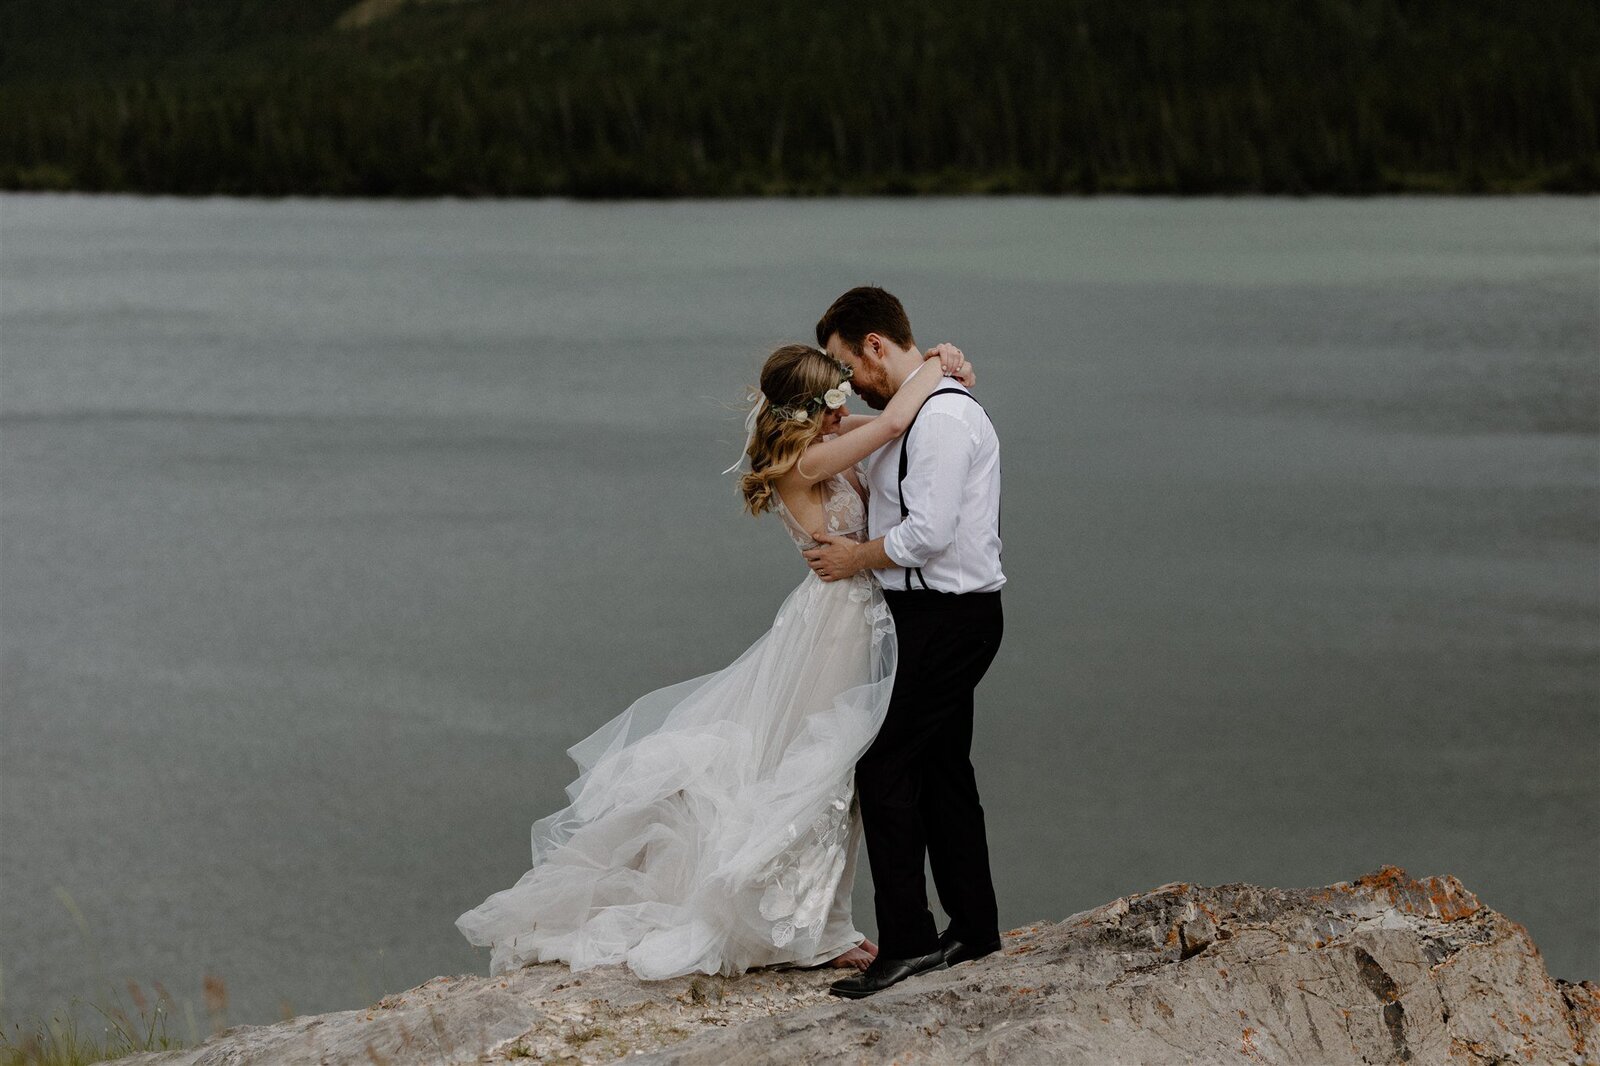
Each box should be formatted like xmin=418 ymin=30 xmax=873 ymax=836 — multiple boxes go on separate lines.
xmin=769 ymin=363 xmax=854 ymax=423
xmin=719 ymin=358 xmax=855 ymax=476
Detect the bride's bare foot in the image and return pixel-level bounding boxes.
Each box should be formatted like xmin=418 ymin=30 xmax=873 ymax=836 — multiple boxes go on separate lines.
xmin=828 ymin=941 xmax=875 ymax=971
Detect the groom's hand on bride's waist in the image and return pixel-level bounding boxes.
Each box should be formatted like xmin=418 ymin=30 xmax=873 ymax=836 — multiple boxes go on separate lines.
xmin=804 ymin=533 xmax=893 ymax=582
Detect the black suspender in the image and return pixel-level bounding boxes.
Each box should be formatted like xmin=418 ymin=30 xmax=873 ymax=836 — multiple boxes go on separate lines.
xmin=895 ymin=387 xmax=1000 ymax=591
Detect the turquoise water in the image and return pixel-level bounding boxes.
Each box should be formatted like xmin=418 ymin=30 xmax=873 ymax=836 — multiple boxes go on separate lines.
xmin=1 ymin=194 xmax=1595 ymax=1037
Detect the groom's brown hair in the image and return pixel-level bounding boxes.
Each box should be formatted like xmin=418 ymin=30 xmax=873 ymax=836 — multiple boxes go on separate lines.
xmin=815 ymin=286 xmax=915 ymax=354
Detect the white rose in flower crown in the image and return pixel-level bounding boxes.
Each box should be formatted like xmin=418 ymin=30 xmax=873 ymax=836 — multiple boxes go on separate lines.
xmin=790 ymin=408 xmax=810 ymax=423
xmin=822 ymin=388 xmax=847 ymax=409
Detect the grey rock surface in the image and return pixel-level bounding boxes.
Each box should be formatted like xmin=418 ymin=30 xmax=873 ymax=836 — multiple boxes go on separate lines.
xmin=115 ymin=865 xmax=1598 ymax=1064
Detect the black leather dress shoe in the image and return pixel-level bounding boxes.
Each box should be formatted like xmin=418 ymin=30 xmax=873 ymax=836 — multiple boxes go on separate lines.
xmin=938 ymin=927 xmax=1003 ymax=966
xmin=828 ymin=948 xmax=948 ymax=999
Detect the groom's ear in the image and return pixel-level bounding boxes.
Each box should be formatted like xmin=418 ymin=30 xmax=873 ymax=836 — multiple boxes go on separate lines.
xmin=858 ymin=333 xmax=887 ymax=365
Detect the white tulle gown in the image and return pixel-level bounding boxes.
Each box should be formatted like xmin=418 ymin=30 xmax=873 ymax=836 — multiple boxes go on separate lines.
xmin=455 ymin=470 xmax=896 ymax=979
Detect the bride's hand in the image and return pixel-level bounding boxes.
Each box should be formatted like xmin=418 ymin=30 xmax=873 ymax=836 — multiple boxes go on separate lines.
xmin=927 ymin=342 xmax=975 ymax=388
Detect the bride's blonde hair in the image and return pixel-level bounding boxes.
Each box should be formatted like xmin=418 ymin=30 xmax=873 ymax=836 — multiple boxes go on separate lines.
xmin=738 ymin=344 xmax=850 ymax=516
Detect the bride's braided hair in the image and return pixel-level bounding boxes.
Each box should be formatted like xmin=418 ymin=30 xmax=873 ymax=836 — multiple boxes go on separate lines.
xmin=739 ymin=344 xmax=851 ymax=516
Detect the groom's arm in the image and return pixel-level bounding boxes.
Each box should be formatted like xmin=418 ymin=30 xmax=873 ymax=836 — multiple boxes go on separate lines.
xmin=803 ymin=408 xmax=974 ymax=582
xmin=880 ymin=409 xmax=975 ymax=569
xmin=803 ymin=534 xmax=893 ymax=581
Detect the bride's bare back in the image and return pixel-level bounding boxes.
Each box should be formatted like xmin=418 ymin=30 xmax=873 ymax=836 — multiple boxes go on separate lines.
xmin=773 ymin=463 xmax=868 ymax=548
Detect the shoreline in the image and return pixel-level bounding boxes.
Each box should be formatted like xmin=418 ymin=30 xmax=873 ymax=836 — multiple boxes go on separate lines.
xmin=4 ymin=187 xmax=1597 ymax=202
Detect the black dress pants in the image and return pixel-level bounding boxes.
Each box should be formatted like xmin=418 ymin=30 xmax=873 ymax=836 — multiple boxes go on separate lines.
xmin=856 ymin=587 xmax=1003 ymax=959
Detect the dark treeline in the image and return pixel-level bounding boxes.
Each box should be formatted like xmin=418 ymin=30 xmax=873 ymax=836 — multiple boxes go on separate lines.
xmin=1 ymin=0 xmax=1596 ymax=197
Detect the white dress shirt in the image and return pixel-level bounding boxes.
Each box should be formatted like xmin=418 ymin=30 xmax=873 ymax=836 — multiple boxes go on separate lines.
xmin=860 ymin=376 xmax=1005 ymax=594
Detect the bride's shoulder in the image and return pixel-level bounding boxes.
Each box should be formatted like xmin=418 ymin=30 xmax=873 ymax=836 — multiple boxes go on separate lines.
xmin=773 ymin=469 xmax=822 ymax=512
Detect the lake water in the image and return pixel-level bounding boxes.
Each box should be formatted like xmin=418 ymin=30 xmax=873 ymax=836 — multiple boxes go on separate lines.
xmin=1 ymin=194 xmax=1595 ymax=1040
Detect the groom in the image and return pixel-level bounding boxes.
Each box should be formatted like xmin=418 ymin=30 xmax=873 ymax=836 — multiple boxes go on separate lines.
xmin=804 ymin=286 xmax=1006 ymax=998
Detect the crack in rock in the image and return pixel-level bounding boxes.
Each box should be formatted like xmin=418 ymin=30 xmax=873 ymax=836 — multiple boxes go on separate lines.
xmin=1354 ymin=945 xmax=1411 ymax=1062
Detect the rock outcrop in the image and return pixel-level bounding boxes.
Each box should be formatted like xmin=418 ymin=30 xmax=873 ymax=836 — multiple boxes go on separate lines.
xmin=118 ymin=865 xmax=1598 ymax=1064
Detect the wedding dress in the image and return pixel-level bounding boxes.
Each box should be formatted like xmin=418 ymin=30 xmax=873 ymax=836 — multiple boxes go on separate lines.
xmin=455 ymin=470 xmax=897 ymax=978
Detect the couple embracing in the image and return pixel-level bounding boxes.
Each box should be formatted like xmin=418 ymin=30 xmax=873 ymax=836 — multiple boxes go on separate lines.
xmin=457 ymin=286 xmax=1006 ymax=999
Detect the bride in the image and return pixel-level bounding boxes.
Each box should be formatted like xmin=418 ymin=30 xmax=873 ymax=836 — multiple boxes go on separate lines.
xmin=455 ymin=340 xmax=973 ymax=978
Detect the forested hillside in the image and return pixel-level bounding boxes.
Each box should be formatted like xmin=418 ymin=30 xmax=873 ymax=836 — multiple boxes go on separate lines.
xmin=1 ymin=0 xmax=1595 ymax=196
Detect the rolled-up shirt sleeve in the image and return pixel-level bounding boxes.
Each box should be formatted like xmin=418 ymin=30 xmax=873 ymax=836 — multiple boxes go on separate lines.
xmin=883 ymin=410 xmax=974 ymax=569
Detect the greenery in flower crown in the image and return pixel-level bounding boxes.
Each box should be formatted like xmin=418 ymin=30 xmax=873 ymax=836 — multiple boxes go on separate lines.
xmin=769 ymin=363 xmax=854 ymax=423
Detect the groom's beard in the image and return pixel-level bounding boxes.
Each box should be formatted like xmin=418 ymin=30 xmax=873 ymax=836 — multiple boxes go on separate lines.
xmin=857 ymin=385 xmax=890 ymax=410
xmin=852 ymin=371 xmax=893 ymax=410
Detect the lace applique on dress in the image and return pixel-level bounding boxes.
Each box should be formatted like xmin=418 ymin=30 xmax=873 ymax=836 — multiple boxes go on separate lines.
xmin=739 ymin=471 xmax=889 ymax=953
xmin=773 ymin=473 xmax=866 ymax=552
xmin=774 ymin=473 xmax=873 ymax=625
xmin=772 ymin=473 xmax=884 ymax=627
xmin=752 ymin=777 xmax=858 ymax=948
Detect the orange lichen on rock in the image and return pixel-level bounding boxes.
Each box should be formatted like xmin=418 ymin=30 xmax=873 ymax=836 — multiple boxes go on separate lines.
xmin=1564 ymin=980 xmax=1600 ymax=1018
xmin=1563 ymin=981 xmax=1599 ymax=1057
xmin=1354 ymin=864 xmax=1411 ymax=891
xmin=1326 ymin=865 xmax=1484 ymax=923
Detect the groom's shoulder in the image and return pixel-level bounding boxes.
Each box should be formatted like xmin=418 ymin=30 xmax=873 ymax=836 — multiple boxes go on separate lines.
xmin=922 ymin=381 xmax=995 ymax=433
xmin=922 ymin=378 xmax=977 ymax=411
